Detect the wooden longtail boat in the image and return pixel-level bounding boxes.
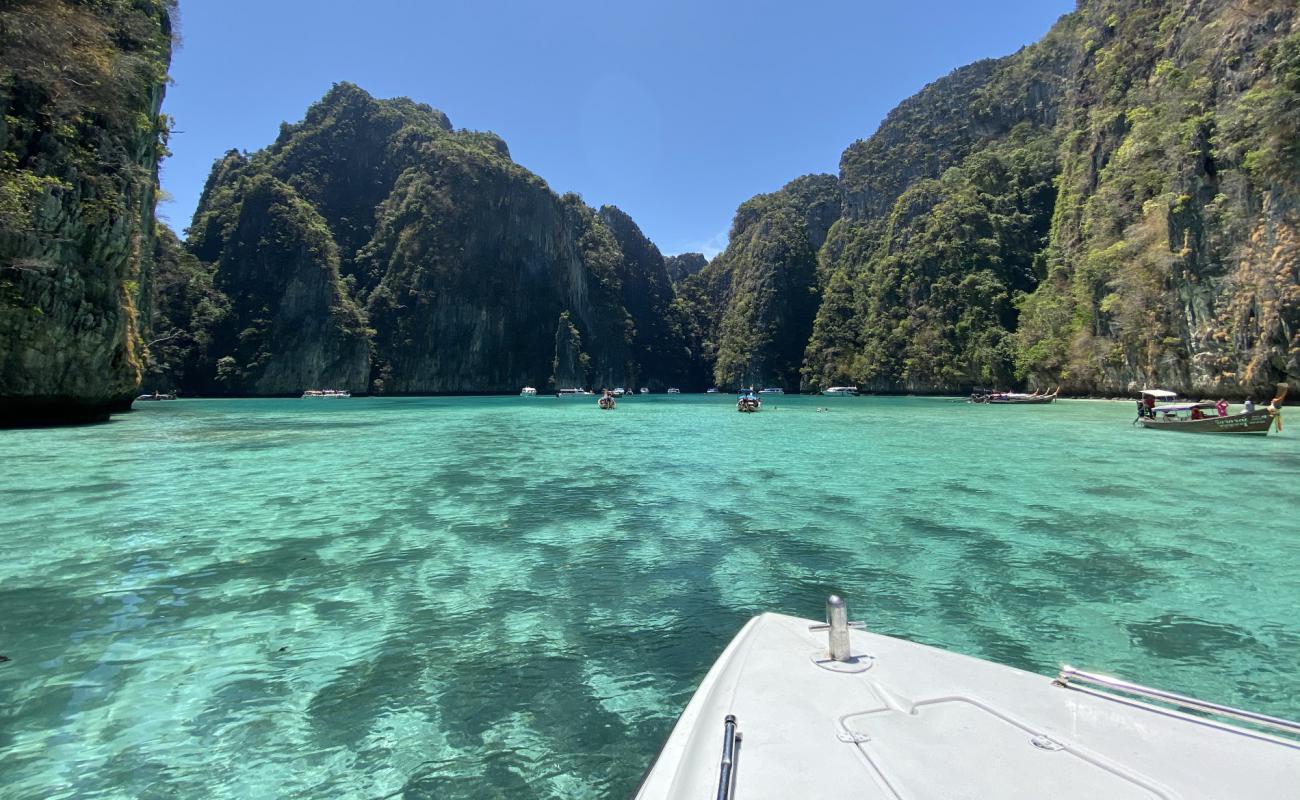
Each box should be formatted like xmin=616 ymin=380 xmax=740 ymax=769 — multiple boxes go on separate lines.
xmin=971 ymin=386 xmax=1059 ymax=404
xmin=1137 ymin=385 xmax=1286 ymax=435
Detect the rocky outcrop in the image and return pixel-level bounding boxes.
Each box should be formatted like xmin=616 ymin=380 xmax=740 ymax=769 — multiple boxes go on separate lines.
xmin=141 ymin=225 xmax=228 ymax=393
xmin=1016 ymin=1 xmax=1300 ymax=398
xmin=717 ymin=0 xmax=1298 ymax=397
xmin=551 ymin=312 xmax=588 ymax=389
xmin=0 ymin=0 xmax=173 ymax=424
xmin=188 ymin=175 xmax=369 ymax=394
xmin=678 ymin=174 xmax=839 ymax=390
xmin=184 ymin=84 xmax=687 ymax=394
xmin=665 ymin=253 xmax=708 ymax=284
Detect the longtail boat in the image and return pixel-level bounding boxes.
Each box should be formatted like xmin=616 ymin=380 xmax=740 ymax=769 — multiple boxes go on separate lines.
xmin=1137 ymin=385 xmax=1286 ymax=435
xmin=970 ymin=386 xmax=1059 ymax=404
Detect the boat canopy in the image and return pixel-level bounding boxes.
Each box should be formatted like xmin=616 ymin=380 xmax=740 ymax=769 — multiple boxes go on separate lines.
xmin=1140 ymin=388 xmax=1179 ymax=398
xmin=1153 ymin=402 xmax=1216 ymax=412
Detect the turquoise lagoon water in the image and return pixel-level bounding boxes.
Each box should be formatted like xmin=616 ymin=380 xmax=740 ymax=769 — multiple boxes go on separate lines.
xmin=2 ymin=395 xmax=1299 ymax=798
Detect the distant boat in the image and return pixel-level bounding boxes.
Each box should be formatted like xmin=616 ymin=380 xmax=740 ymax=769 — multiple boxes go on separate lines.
xmin=759 ymin=387 xmax=784 ymax=395
xmin=301 ymin=389 xmax=350 ymax=398
xmin=822 ymin=386 xmax=859 ymax=397
xmin=520 ymin=387 xmax=537 ymax=397
xmin=557 ymin=388 xmax=593 ymax=398
xmin=706 ymin=388 xmax=720 ymax=394
xmin=135 ymin=391 xmax=177 ymax=401
xmin=634 ymin=594 xmax=1300 ymax=799
xmin=598 ymin=393 xmax=617 ymax=410
xmin=970 ymin=387 xmax=1058 ymax=404
xmin=667 ymin=388 xmax=681 ymax=394
xmin=640 ymin=388 xmax=650 ymax=394
xmin=737 ymin=393 xmax=761 ymax=413
xmin=1137 ymin=385 xmax=1286 ymax=434
xmin=612 ymin=387 xmax=627 ymax=397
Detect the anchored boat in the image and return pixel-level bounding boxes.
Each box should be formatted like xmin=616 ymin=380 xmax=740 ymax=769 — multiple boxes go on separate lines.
xmin=301 ymin=389 xmax=350 ymax=398
xmin=636 ymin=595 xmax=1300 ymax=799
xmin=971 ymin=387 xmax=1059 ymax=404
xmin=822 ymin=386 xmax=859 ymax=397
xmin=1137 ymin=385 xmax=1286 ymax=434
xmin=736 ymin=392 xmax=761 ymax=413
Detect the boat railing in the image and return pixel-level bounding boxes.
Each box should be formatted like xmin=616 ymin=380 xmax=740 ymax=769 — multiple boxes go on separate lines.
xmin=1055 ymin=665 xmax=1300 ymax=737
xmin=715 ymin=714 xmax=739 ymax=800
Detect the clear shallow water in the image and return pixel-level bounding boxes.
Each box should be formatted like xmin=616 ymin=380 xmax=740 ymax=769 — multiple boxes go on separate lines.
xmin=2 ymin=395 xmax=1299 ymax=798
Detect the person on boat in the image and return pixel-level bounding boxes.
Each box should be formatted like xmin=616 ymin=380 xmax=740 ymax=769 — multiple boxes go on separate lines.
xmin=1216 ymin=399 xmax=1229 ymax=417
xmin=1245 ymin=397 xmax=1255 ymax=413
xmin=1143 ymin=394 xmax=1156 ymax=416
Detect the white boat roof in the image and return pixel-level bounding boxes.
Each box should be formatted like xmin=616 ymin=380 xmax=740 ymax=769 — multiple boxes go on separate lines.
xmin=636 ymin=612 xmax=1300 ymax=799
xmin=1154 ymin=402 xmax=1215 ymax=412
xmin=1141 ymin=389 xmax=1179 ymax=398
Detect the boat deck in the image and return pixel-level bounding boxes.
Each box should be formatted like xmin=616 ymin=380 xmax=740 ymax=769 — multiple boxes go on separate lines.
xmin=636 ymin=613 xmax=1300 ymax=799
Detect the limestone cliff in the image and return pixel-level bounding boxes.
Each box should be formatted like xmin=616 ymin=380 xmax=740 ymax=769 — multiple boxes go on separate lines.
xmin=717 ymin=0 xmax=1298 ymax=397
xmin=0 ymin=0 xmax=173 ymax=423
xmin=665 ymin=253 xmax=708 ymax=284
xmin=187 ymin=175 xmax=369 ymax=394
xmin=1017 ymin=0 xmax=1300 ymax=398
xmin=678 ymin=174 xmax=840 ymax=390
xmin=184 ymin=84 xmax=687 ymax=394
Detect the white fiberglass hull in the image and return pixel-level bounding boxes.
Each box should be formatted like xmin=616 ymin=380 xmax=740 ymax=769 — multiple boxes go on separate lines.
xmin=635 ymin=612 xmax=1300 ymax=799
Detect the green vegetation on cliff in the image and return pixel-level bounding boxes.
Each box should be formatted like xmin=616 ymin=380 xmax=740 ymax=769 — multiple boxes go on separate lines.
xmin=181 ymin=83 xmax=688 ymax=394
xmin=0 ymin=0 xmax=173 ymax=421
xmin=678 ymin=174 xmax=839 ymax=390
xmin=1017 ymin=2 xmax=1300 ymax=396
xmin=697 ymin=0 xmax=1298 ymax=397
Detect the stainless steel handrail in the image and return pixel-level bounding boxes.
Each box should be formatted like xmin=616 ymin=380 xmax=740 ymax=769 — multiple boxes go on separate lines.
xmin=1056 ymin=665 xmax=1300 ymax=736
xmin=716 ymin=714 xmax=739 ymax=800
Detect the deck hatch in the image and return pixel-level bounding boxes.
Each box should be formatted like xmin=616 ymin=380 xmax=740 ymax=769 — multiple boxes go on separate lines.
xmin=842 ymin=698 xmax=1168 ymax=799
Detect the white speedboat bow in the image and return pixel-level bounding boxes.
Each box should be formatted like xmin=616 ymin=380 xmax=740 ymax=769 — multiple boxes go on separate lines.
xmin=636 ymin=596 xmax=1300 ymax=799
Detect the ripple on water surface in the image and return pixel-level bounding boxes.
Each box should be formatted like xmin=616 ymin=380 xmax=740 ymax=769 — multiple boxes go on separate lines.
xmin=2 ymin=395 xmax=1299 ymax=798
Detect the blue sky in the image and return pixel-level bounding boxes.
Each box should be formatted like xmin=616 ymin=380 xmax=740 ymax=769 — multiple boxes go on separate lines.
xmin=160 ymin=0 xmax=1075 ymax=257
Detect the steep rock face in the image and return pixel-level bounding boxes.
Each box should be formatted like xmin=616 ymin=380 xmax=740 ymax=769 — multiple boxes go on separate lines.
xmin=551 ymin=312 xmax=588 ymax=389
xmin=678 ymin=174 xmax=839 ymax=389
xmin=1017 ymin=0 xmax=1300 ymax=397
xmin=806 ymin=126 xmax=1060 ymax=392
xmin=186 ymin=84 xmax=683 ymax=394
xmin=838 ymin=23 xmax=1075 ymax=222
xmin=803 ymin=19 xmax=1076 ymax=392
xmin=362 ymin=149 xmax=618 ymax=394
xmin=727 ymin=0 xmax=1297 ymax=398
xmin=664 ymin=252 xmax=707 ymax=284
xmin=0 ymin=0 xmax=173 ymax=423
xmin=189 ymin=175 xmax=369 ymax=394
xmin=141 ymin=225 xmax=228 ymax=393
xmin=597 ymin=206 xmax=689 ymax=388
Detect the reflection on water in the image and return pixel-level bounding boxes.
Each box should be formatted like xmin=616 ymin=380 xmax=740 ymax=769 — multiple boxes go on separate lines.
xmin=2 ymin=395 xmax=1298 ymax=798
